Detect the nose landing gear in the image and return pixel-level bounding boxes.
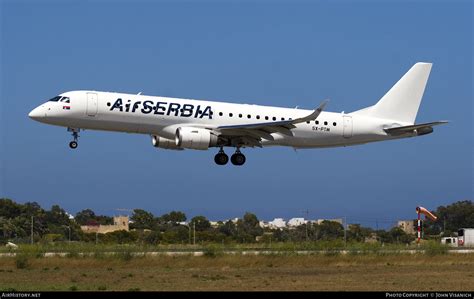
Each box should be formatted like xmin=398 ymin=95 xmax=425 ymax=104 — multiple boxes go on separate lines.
xmin=68 ymin=128 xmax=80 ymax=149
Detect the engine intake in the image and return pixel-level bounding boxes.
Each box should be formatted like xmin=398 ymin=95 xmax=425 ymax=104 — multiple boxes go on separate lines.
xmin=151 ymin=135 xmax=183 ymax=150
xmin=175 ymin=127 xmax=218 ymax=150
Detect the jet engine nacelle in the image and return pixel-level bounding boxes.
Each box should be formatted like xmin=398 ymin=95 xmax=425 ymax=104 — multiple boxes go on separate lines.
xmin=175 ymin=127 xmax=218 ymax=150
xmin=151 ymin=135 xmax=183 ymax=150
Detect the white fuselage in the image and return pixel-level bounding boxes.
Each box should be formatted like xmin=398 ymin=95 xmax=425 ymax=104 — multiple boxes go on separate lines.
xmin=29 ymin=90 xmax=411 ymax=149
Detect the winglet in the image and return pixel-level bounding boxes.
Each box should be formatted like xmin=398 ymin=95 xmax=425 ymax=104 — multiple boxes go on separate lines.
xmin=292 ymin=99 xmax=329 ymax=124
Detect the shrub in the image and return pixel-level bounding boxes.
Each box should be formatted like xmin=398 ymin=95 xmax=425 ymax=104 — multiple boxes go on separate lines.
xmin=118 ymin=250 xmax=134 ymax=261
xmin=15 ymin=254 xmax=29 ymax=269
xmin=66 ymin=251 xmax=79 ymax=258
xmin=203 ymin=244 xmax=223 ymax=258
xmin=424 ymin=241 xmax=448 ymax=256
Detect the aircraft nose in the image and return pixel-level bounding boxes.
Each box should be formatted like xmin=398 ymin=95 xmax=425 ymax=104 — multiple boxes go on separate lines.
xmin=28 ymin=106 xmax=45 ymax=120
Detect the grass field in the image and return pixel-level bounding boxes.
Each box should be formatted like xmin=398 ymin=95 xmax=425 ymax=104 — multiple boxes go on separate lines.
xmin=1 ymin=253 xmax=473 ymax=291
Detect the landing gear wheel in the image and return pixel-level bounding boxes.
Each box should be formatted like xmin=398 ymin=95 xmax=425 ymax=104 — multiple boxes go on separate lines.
xmin=231 ymin=153 xmax=246 ymax=166
xmin=69 ymin=141 xmax=78 ymax=149
xmin=214 ymin=152 xmax=229 ymax=165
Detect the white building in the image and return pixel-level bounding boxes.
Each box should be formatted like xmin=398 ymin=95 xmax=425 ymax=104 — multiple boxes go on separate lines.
xmin=288 ymin=218 xmax=306 ymax=227
xmin=259 ymin=220 xmax=269 ymax=228
xmin=209 ymin=221 xmax=220 ymax=228
xmin=268 ymin=218 xmax=287 ymax=229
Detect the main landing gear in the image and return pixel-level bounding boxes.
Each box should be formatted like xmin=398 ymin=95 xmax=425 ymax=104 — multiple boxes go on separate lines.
xmin=214 ymin=148 xmax=246 ymax=166
xmin=68 ymin=128 xmax=80 ymax=149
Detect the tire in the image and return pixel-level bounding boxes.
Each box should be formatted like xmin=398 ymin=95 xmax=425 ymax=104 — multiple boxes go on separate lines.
xmin=214 ymin=153 xmax=229 ymax=165
xmin=231 ymin=153 xmax=246 ymax=166
xmin=69 ymin=141 xmax=78 ymax=149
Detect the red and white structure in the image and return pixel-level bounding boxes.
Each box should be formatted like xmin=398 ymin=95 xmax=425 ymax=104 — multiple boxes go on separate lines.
xmin=416 ymin=206 xmax=437 ymax=243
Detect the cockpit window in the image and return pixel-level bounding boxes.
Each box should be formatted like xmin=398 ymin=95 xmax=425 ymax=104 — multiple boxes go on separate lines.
xmin=60 ymin=97 xmax=70 ymax=103
xmin=48 ymin=96 xmax=62 ymax=102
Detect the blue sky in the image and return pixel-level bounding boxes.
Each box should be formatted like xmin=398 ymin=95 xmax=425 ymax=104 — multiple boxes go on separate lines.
xmin=1 ymin=1 xmax=472 ymax=228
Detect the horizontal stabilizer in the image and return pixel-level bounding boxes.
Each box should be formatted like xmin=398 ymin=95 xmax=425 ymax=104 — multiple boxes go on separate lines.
xmin=384 ymin=121 xmax=448 ymax=136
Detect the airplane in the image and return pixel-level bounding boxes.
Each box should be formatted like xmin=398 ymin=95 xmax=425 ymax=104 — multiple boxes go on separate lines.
xmin=29 ymin=62 xmax=447 ymax=166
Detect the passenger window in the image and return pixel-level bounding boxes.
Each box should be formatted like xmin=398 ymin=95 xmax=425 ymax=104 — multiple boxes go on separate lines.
xmin=239 ymin=114 xmax=242 ymax=118
xmin=333 ymin=122 xmax=337 ymax=126
xmin=229 ymin=113 xmax=233 ymax=117
xmin=316 ymin=120 xmax=319 ymax=125
xmin=256 ymin=115 xmax=260 ymax=119
xmin=265 ymin=116 xmax=269 ymax=120
xmin=272 ymin=117 xmax=276 ymax=121
xmin=306 ymin=121 xmax=310 ymax=124
xmin=324 ymin=121 xmax=328 ymax=125
xmin=247 ymin=115 xmax=251 ymax=119
xmin=219 ymin=112 xmax=223 ymax=116
xmin=281 ymin=117 xmax=285 ymax=121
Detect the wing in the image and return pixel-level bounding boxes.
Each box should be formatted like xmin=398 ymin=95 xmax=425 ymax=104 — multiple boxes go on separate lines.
xmin=215 ymin=100 xmax=329 ymax=147
xmin=384 ymin=121 xmax=448 ymax=136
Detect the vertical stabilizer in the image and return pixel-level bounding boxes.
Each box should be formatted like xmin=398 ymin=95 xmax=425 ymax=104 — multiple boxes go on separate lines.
xmin=354 ymin=63 xmax=432 ymax=124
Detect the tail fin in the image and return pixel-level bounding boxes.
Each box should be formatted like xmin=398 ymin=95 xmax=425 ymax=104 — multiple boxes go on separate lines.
xmin=354 ymin=62 xmax=432 ymax=124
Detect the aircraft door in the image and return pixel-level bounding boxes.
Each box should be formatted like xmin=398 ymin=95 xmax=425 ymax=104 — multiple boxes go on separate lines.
xmin=86 ymin=92 xmax=98 ymax=116
xmin=343 ymin=115 xmax=353 ymax=138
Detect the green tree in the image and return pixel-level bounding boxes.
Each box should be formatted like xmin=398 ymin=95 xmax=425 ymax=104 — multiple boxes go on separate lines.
xmin=160 ymin=211 xmax=187 ymax=223
xmin=103 ymin=230 xmax=138 ymax=244
xmin=191 ymin=216 xmax=211 ymax=231
xmin=161 ymin=226 xmax=189 ymax=244
xmin=75 ymin=209 xmax=113 ymax=226
xmin=347 ymin=224 xmax=374 ymax=242
xmin=273 ymin=228 xmax=291 ymax=242
xmin=424 ymin=200 xmax=474 ymax=236
xmin=130 ymin=209 xmax=155 ymax=229
xmin=0 ymin=217 xmax=16 ymax=240
xmin=219 ymin=220 xmax=237 ymax=237
xmin=23 ymin=202 xmax=43 ymax=217
xmin=318 ymin=221 xmax=344 ymax=240
xmin=75 ymin=209 xmax=96 ymax=225
xmin=143 ymin=231 xmax=162 ymax=245
xmin=377 ymin=227 xmax=415 ymax=244
xmin=389 ymin=227 xmax=414 ymax=244
xmin=243 ymin=212 xmax=259 ymax=227
xmin=45 ymin=205 xmax=70 ymax=226
xmin=230 ymin=212 xmax=264 ymax=243
xmin=0 ymin=198 xmax=22 ymax=218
